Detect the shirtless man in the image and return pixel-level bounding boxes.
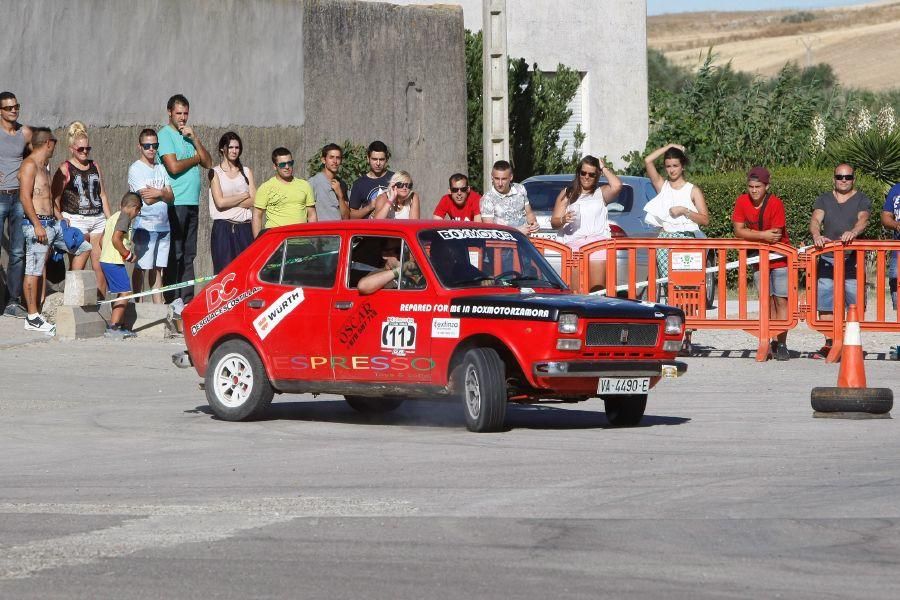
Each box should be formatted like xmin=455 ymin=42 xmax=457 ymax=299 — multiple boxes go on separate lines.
xmin=19 ymin=127 xmax=91 ymax=333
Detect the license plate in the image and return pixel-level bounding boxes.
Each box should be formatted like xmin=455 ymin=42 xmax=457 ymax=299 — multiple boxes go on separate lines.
xmin=598 ymin=377 xmax=650 ymax=395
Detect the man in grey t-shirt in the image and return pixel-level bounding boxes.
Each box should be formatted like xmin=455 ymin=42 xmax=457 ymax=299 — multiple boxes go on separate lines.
xmin=308 ymin=143 xmax=349 ymax=221
xmin=0 ymin=91 xmax=32 ymax=318
xmin=808 ymin=163 xmax=872 ymax=357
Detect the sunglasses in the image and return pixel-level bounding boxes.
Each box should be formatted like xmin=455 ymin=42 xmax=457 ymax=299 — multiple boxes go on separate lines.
xmin=0 ymin=104 xmax=20 ymax=112
xmin=75 ymin=146 xmax=92 ymax=153
xmin=450 ymin=186 xmax=469 ymax=193
xmin=141 ymin=142 xmax=159 ymax=150
xmin=834 ymin=174 xmax=854 ymax=181
xmin=276 ymin=160 xmax=295 ymax=168
xmin=394 ymin=182 xmax=413 ymax=190
xmin=579 ymin=170 xmax=599 ymax=179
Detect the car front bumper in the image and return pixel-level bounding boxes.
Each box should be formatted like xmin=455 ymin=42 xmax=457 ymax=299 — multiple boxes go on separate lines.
xmin=533 ymin=360 xmax=688 ymax=378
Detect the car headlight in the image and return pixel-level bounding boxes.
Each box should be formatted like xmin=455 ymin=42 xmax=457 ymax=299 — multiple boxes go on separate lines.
xmin=664 ymin=315 xmax=684 ymax=335
xmin=558 ymin=313 xmax=578 ymax=334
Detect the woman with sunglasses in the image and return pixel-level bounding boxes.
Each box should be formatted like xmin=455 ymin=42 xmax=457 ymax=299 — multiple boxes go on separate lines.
xmin=373 ymin=171 xmax=420 ymax=220
xmin=643 ymin=143 xmax=709 ymax=354
xmin=208 ymin=132 xmax=255 ymax=273
xmin=51 ymin=121 xmax=112 ymax=295
xmin=550 ymin=155 xmax=622 ymax=292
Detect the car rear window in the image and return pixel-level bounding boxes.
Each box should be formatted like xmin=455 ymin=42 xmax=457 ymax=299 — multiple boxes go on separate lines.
xmin=259 ymin=236 xmax=341 ymax=288
xmin=524 ymin=180 xmax=634 ymax=213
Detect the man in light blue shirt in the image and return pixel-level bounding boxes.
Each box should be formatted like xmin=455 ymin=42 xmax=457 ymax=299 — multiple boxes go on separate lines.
xmin=158 ymin=94 xmax=211 ymax=303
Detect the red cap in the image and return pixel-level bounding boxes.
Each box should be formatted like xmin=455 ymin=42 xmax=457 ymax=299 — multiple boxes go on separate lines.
xmin=748 ymin=166 xmax=770 ymax=185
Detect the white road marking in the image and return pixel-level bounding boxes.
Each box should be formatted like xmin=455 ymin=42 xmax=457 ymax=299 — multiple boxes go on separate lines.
xmin=0 ymin=497 xmax=414 ymax=580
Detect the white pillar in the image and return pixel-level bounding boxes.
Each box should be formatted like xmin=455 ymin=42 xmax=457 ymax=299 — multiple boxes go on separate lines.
xmin=482 ymin=0 xmax=509 ymax=191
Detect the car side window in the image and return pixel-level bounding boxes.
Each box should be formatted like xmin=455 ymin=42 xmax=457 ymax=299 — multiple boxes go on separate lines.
xmin=259 ymin=236 xmax=340 ymax=288
xmin=348 ymin=235 xmax=426 ymax=291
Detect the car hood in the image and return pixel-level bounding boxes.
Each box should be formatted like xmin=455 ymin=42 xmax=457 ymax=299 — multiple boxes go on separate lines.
xmin=449 ymin=293 xmax=682 ymax=321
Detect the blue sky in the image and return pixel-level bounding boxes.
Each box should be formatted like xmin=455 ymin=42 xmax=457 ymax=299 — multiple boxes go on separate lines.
xmin=648 ymin=0 xmax=871 ymax=15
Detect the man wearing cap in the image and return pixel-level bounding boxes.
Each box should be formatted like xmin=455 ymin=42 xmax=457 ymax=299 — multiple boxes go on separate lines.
xmin=808 ymin=163 xmax=872 ymax=359
xmin=732 ymin=167 xmax=792 ymax=361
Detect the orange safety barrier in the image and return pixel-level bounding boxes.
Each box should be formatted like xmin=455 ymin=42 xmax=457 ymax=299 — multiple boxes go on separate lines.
xmin=533 ymin=236 xmax=900 ymax=362
xmin=804 ymin=241 xmax=900 ymax=363
xmin=572 ymin=238 xmax=801 ymax=361
xmin=529 ymin=237 xmax=575 ymax=288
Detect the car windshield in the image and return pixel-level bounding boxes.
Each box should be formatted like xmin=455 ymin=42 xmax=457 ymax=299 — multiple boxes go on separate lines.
xmin=418 ymin=227 xmax=567 ymax=290
xmin=524 ymin=180 xmax=634 ymax=213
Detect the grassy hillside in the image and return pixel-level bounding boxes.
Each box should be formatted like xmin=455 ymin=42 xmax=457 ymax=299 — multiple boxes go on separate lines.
xmin=648 ymin=1 xmax=900 ymax=91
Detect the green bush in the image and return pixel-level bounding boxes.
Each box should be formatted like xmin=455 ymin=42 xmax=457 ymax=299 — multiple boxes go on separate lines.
xmin=692 ymin=167 xmax=889 ymax=244
xmin=306 ymin=140 xmax=369 ymax=185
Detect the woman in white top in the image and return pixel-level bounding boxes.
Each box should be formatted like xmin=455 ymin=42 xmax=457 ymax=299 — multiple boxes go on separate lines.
xmin=643 ymin=143 xmax=709 ymax=353
xmin=209 ymin=132 xmax=256 ymax=274
xmin=373 ymin=170 xmax=420 ymax=220
xmin=550 ymin=155 xmax=622 ymax=292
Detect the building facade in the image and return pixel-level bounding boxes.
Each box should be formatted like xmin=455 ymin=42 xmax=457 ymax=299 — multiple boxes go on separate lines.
xmin=363 ymin=0 xmax=649 ymax=167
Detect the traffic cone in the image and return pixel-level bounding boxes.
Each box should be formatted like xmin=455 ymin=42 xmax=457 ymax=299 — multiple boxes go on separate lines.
xmin=836 ymin=304 xmax=866 ymax=388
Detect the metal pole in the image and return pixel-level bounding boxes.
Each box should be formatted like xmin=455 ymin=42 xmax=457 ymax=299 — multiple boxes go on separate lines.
xmin=482 ymin=0 xmax=509 ymax=192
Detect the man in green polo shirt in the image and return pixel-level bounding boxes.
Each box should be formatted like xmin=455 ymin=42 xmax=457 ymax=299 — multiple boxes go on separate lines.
xmin=252 ymin=147 xmax=317 ymax=237
xmin=158 ymin=94 xmax=211 ymax=302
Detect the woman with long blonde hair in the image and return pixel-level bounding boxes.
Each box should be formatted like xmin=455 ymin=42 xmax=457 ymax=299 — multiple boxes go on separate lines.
xmin=51 ymin=121 xmax=111 ymax=295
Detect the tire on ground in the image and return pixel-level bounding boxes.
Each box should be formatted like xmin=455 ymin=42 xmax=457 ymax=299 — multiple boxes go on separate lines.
xmin=602 ymin=394 xmax=648 ymax=427
xmin=456 ymin=347 xmax=507 ymax=433
xmin=810 ymin=387 xmax=893 ymax=414
xmin=344 ymin=396 xmax=404 ymax=413
xmin=205 ymin=339 xmax=274 ymax=421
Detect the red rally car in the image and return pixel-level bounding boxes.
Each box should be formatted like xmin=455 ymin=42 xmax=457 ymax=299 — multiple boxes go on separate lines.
xmin=179 ymin=221 xmax=687 ymax=432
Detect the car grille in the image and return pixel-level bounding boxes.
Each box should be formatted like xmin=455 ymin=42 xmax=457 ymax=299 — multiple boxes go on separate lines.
xmin=585 ymin=323 xmax=659 ymax=347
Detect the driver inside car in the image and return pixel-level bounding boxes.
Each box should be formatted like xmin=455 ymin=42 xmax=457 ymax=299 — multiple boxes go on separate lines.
xmin=429 ymin=239 xmax=491 ymax=287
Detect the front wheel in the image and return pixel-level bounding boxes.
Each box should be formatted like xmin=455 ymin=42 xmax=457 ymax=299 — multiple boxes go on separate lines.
xmin=602 ymin=394 xmax=647 ymax=427
xmin=455 ymin=348 xmax=507 ymax=432
xmin=344 ymin=396 xmax=404 ymax=414
xmin=205 ymin=340 xmax=274 ymax=421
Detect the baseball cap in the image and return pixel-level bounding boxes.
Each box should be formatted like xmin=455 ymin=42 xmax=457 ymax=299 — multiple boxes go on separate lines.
xmin=747 ymin=166 xmax=770 ymax=185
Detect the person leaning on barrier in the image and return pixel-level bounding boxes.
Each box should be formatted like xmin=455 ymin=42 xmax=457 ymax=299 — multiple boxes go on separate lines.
xmin=808 ymin=163 xmax=872 ymax=359
xmin=643 ymin=143 xmax=709 ymax=355
xmin=881 ymin=180 xmax=900 ymax=310
xmin=732 ymin=167 xmax=791 ymax=361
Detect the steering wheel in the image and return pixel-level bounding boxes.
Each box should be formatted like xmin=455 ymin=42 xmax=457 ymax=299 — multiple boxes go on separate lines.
xmin=494 ymin=270 xmax=523 ymax=282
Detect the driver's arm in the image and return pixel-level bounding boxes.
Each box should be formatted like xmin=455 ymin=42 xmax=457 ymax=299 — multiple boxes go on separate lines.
xmin=358 ymin=265 xmax=399 ymax=295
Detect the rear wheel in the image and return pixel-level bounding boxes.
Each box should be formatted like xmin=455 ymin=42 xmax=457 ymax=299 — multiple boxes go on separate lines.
xmin=205 ymin=340 xmax=274 ymax=421
xmin=344 ymin=396 xmax=404 ymax=414
xmin=602 ymin=394 xmax=647 ymax=427
xmin=456 ymin=348 xmax=507 ymax=432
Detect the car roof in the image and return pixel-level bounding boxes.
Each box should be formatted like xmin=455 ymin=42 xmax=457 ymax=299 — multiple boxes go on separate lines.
xmin=257 ymin=219 xmax=519 ymax=239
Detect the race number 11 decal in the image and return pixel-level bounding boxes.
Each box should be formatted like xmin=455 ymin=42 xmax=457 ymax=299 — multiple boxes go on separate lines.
xmin=381 ymin=317 xmax=416 ymax=352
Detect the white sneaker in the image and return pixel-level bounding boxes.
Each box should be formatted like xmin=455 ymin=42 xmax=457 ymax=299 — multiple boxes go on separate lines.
xmin=24 ymin=315 xmax=55 ymax=334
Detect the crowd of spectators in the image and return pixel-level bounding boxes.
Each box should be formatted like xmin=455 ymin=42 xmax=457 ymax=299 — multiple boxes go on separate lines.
xmin=1 ymin=91 xmax=898 ymax=353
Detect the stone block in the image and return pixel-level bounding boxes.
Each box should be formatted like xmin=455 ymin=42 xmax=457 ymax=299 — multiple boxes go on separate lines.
xmin=127 ymin=303 xmax=172 ymax=339
xmin=63 ymin=270 xmax=99 ymax=307
xmin=55 ymin=305 xmax=107 ymax=340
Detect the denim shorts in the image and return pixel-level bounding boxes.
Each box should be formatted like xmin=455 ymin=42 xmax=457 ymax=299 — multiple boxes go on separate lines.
xmin=22 ymin=218 xmax=92 ymax=276
xmin=753 ymin=266 xmax=788 ymax=298
xmin=817 ymin=277 xmax=858 ymax=312
xmin=132 ymin=229 xmax=170 ymax=270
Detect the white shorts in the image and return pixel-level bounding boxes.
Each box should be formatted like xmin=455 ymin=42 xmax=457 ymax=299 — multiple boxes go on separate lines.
xmin=63 ymin=212 xmax=107 ymax=236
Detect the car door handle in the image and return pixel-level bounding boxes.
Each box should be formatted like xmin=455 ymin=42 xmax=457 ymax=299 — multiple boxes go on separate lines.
xmin=335 ymin=301 xmax=353 ymax=310
xmin=248 ymin=300 xmax=265 ymax=309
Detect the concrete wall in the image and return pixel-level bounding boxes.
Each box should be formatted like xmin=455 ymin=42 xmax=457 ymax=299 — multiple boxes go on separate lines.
xmin=361 ymin=0 xmax=650 ymax=165
xmin=0 ymin=0 xmax=466 ymax=284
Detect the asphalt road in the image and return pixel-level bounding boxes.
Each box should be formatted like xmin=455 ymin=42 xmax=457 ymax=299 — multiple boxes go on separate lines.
xmin=1 ymin=330 xmax=899 ymax=599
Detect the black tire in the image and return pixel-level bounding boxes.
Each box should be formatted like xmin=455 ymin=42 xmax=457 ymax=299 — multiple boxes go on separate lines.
xmin=810 ymin=387 xmax=893 ymax=414
xmin=344 ymin=395 xmax=404 ymax=414
xmin=705 ymin=251 xmax=718 ymax=309
xmin=205 ymin=340 xmax=274 ymax=421
xmin=456 ymin=348 xmax=507 ymax=432
xmin=602 ymin=394 xmax=648 ymax=427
